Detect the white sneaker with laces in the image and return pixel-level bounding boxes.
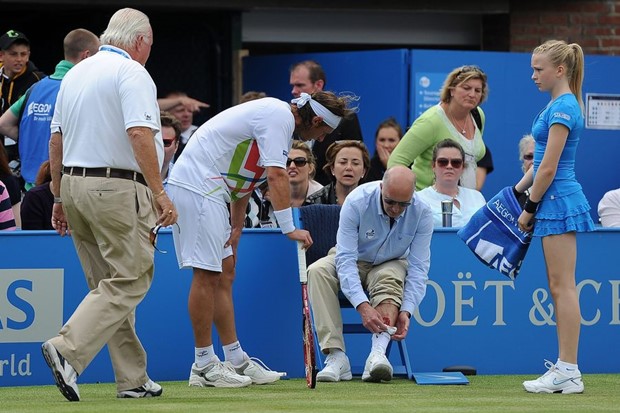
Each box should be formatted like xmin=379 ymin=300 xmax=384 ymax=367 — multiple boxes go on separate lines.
xmin=117 ymin=379 xmax=163 ymax=398
xmin=316 ymin=352 xmax=352 ymax=382
xmin=523 ymin=360 xmax=584 ymax=394
xmin=41 ymin=340 xmax=80 ymax=402
xmin=188 ymin=356 xmax=252 ymax=388
xmin=362 ymin=350 xmax=393 ymax=382
xmin=229 ymin=353 xmax=282 ymax=384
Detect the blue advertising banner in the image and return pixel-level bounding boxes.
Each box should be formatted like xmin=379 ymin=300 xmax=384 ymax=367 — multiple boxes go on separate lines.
xmin=1 ymin=228 xmax=619 ymax=386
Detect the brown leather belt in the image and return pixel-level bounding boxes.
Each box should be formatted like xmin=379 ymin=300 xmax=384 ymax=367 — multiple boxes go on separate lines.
xmin=62 ymin=166 xmax=147 ymax=187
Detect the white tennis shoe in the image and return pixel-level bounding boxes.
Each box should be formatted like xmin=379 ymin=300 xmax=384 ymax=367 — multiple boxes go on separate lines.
xmin=316 ymin=352 xmax=352 ymax=382
xmin=228 ymin=353 xmax=282 ymax=384
xmin=362 ymin=350 xmax=393 ymax=382
xmin=189 ymin=356 xmax=252 ymax=388
xmin=523 ymin=360 xmax=584 ymax=394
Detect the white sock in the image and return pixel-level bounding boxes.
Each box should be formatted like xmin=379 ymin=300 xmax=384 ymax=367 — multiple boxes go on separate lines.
xmin=556 ymin=359 xmax=579 ymax=375
xmin=371 ymin=332 xmax=391 ymax=354
xmin=195 ymin=345 xmax=216 ymax=368
xmin=223 ymin=341 xmax=245 ymax=366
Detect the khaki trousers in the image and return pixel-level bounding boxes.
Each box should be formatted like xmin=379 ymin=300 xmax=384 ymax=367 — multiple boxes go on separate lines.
xmin=50 ymin=175 xmax=156 ymax=391
xmin=307 ymin=247 xmax=406 ymax=353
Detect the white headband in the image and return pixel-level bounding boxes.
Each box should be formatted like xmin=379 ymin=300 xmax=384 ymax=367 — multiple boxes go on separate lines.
xmin=291 ymin=92 xmax=342 ymax=129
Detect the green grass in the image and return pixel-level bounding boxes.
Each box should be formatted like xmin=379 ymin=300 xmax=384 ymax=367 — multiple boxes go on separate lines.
xmin=1 ymin=375 xmax=618 ymax=413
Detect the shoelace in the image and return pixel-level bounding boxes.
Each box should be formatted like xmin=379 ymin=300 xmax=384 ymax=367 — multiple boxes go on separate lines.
xmin=247 ymin=356 xmax=287 ymax=377
xmin=541 ymin=359 xmax=557 ymax=377
xmin=247 ymin=356 xmax=275 ymax=371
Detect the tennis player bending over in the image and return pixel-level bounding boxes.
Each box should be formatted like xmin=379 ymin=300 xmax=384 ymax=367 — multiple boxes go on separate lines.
xmin=167 ymin=91 xmax=352 ymax=387
xmin=308 ymin=165 xmax=433 ymax=383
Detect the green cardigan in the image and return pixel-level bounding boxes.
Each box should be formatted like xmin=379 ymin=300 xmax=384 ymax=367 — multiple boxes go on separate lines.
xmin=387 ymin=105 xmax=486 ymax=191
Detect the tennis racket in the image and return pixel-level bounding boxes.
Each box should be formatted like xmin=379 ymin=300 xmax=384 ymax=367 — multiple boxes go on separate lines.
xmin=297 ymin=241 xmax=317 ymax=389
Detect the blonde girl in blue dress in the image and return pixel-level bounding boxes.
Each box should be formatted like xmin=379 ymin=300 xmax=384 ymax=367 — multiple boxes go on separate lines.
xmin=514 ymin=40 xmax=595 ymax=394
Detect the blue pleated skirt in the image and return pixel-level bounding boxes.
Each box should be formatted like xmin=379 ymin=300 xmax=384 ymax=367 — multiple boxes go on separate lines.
xmin=533 ymin=189 xmax=595 ymax=237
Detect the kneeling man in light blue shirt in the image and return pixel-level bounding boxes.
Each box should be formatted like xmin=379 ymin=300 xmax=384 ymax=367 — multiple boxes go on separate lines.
xmin=308 ymin=165 xmax=433 ymax=383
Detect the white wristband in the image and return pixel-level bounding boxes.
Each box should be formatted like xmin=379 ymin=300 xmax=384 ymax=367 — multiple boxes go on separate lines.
xmin=274 ymin=207 xmax=295 ymax=234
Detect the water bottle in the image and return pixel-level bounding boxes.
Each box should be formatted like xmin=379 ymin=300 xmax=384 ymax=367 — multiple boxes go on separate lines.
xmin=441 ymin=200 xmax=453 ymax=227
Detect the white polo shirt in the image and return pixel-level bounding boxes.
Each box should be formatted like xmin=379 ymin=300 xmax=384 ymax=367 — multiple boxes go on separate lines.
xmin=169 ymin=97 xmax=294 ymax=204
xmin=51 ymin=45 xmax=162 ymax=171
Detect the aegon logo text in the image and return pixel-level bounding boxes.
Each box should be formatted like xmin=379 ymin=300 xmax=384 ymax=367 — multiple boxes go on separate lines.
xmin=26 ymin=102 xmax=53 ymax=117
xmin=0 ymin=269 xmax=63 ymax=343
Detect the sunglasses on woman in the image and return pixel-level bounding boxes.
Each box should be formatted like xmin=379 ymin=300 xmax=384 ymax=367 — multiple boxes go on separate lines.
xmin=523 ymin=153 xmax=534 ymax=161
xmin=436 ymin=158 xmax=464 ymax=168
xmin=286 ymin=157 xmax=308 ymax=167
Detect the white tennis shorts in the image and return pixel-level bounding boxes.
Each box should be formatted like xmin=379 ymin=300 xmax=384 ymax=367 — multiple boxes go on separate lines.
xmin=168 ymin=184 xmax=232 ymax=272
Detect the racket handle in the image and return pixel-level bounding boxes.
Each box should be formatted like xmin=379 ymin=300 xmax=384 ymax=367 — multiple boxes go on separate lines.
xmin=297 ymin=241 xmax=308 ymax=283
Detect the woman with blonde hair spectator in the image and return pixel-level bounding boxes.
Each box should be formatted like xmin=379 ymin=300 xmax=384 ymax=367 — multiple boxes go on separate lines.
xmin=416 ymin=139 xmax=485 ymax=227
xmin=365 ymin=117 xmax=403 ymax=182
xmin=307 ymin=140 xmax=370 ymax=205
xmin=388 ymin=65 xmax=489 ymax=190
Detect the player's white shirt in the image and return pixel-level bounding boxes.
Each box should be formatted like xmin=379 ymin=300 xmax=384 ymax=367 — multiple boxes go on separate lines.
xmin=168 ymin=97 xmax=294 ymax=204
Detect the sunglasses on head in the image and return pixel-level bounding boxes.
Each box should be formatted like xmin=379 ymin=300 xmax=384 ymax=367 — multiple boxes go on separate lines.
xmin=286 ymin=157 xmax=308 ymax=167
xmin=436 ymin=158 xmax=464 ymax=168
xmin=163 ymin=139 xmax=175 ymax=148
xmin=523 ymin=153 xmax=534 ymax=161
xmin=457 ymin=65 xmax=484 ymax=76
xmin=383 ymin=196 xmax=412 ymax=208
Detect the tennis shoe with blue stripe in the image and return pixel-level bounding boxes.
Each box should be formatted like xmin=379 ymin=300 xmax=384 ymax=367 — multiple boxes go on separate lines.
xmin=523 ymin=360 xmax=584 ymax=394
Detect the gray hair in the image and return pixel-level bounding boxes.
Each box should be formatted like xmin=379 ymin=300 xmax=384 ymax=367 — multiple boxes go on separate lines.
xmin=100 ymin=8 xmax=151 ymax=49
xmin=518 ymin=134 xmax=534 ymax=161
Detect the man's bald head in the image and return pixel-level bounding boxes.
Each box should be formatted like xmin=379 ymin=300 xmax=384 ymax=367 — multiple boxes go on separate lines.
xmin=383 ymin=166 xmax=415 ymax=196
xmin=381 ymin=166 xmax=416 ymax=218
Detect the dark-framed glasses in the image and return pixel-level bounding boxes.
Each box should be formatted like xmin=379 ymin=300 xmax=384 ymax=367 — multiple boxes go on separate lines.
xmin=383 ymin=197 xmax=412 ymax=208
xmin=523 ymin=153 xmax=534 ymax=161
xmin=163 ymin=139 xmax=176 ymax=148
xmin=286 ymin=157 xmax=308 ymax=167
xmin=436 ymin=158 xmax=464 ymax=168
xmin=149 ymin=223 xmax=180 ymax=254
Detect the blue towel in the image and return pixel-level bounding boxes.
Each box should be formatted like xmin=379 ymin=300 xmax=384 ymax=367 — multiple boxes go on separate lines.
xmin=457 ymin=186 xmax=532 ymax=280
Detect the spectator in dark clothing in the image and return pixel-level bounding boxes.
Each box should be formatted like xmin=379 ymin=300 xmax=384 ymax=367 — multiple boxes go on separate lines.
xmin=307 ymin=140 xmax=370 ymax=206
xmin=20 ymin=160 xmax=53 ymax=230
xmin=0 ymin=30 xmax=46 ymax=166
xmin=366 ymin=117 xmax=403 ymax=182
xmin=476 ymin=144 xmax=494 ymax=190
